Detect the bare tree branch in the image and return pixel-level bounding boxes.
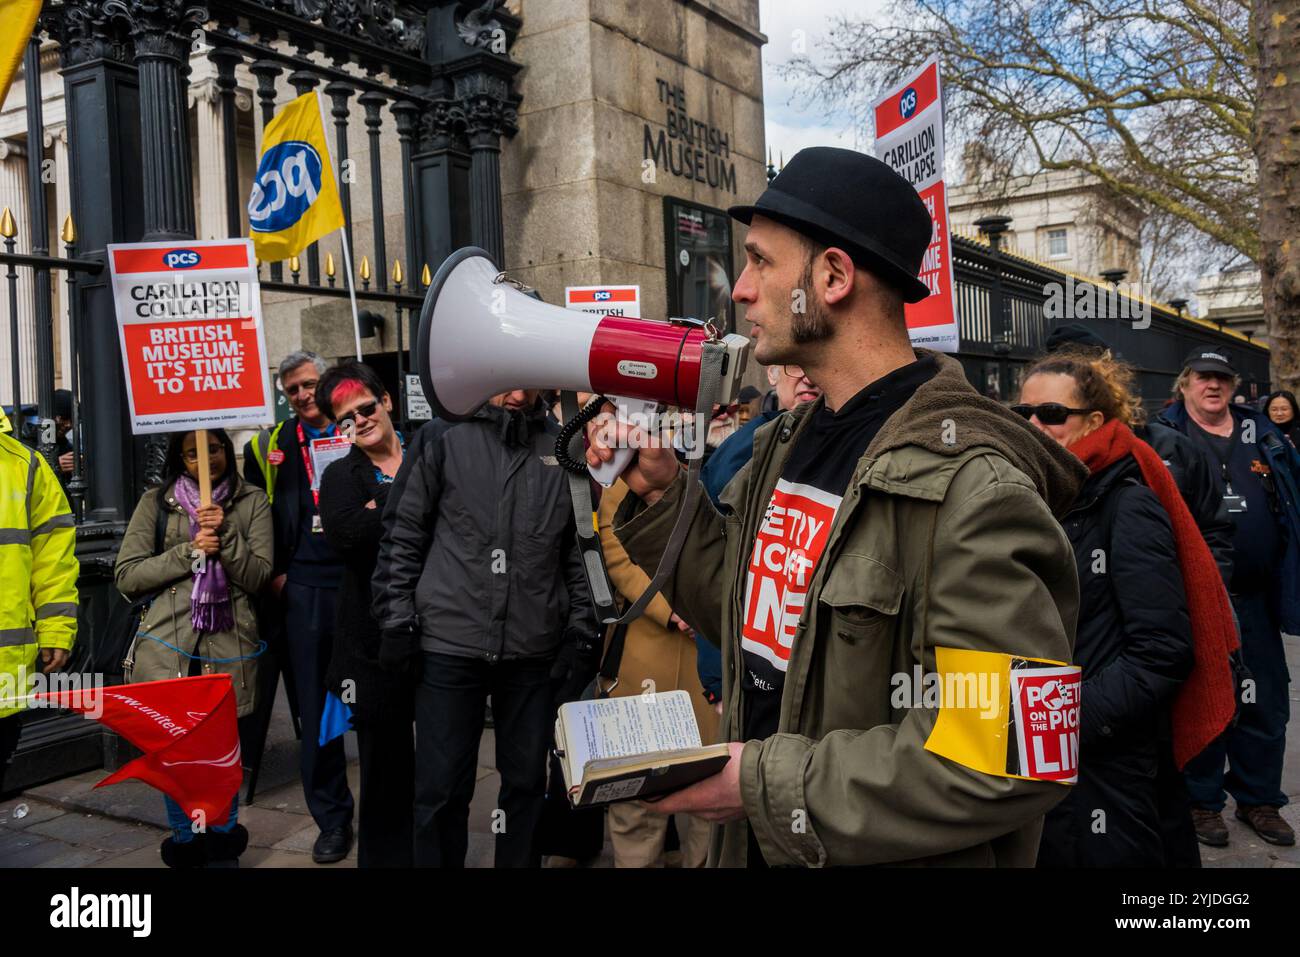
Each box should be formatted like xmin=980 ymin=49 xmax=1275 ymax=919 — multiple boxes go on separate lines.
xmin=780 ymin=0 xmax=1260 ymax=261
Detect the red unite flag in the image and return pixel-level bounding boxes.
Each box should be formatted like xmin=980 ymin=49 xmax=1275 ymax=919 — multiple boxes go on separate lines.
xmin=37 ymin=675 xmax=242 ymax=827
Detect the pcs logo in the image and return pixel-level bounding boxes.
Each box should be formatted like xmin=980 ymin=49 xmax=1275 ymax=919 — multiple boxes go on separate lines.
xmin=593 ymin=291 xmax=612 ymax=301
xmin=248 ymin=140 xmax=325 ymax=233
xmin=164 ymin=249 xmax=201 ymax=269
xmin=899 ymin=87 xmax=918 ymax=119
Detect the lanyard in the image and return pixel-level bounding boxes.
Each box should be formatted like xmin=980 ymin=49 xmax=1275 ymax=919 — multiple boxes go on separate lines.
xmin=297 ymin=421 xmax=334 ymax=508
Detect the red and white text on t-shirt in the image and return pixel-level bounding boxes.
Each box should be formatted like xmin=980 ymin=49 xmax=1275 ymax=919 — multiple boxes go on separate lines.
xmin=741 ymin=479 xmax=842 ymax=674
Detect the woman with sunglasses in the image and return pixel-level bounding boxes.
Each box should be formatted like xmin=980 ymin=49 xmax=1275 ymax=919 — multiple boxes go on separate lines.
xmin=1017 ymin=350 xmax=1235 ymax=868
xmin=314 ymin=360 xmax=413 ymax=867
xmin=115 ymin=428 xmax=273 ymax=867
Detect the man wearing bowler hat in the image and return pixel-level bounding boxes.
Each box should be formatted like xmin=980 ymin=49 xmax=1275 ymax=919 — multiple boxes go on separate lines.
xmin=587 ymin=147 xmax=1088 ymax=866
xmin=1157 ymin=348 xmax=1300 ymax=848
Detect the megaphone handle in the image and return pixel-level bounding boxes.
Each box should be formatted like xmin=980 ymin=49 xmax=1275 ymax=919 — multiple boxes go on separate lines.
xmin=589 ymin=448 xmax=635 ymax=488
xmin=561 ymin=340 xmax=728 ymax=629
xmin=588 ymin=397 xmax=659 ymax=488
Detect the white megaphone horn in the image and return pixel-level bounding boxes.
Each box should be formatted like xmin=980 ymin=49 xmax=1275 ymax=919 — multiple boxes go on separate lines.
xmin=418 ymin=247 xmax=750 ymax=625
xmin=416 ymin=247 xmax=750 ymax=467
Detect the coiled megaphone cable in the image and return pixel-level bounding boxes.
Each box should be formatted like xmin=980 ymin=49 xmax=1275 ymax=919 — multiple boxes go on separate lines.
xmin=555 ymin=394 xmax=610 ymax=476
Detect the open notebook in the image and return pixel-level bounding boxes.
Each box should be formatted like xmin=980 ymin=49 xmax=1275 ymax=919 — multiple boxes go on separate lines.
xmin=555 ymin=691 xmax=731 ymax=807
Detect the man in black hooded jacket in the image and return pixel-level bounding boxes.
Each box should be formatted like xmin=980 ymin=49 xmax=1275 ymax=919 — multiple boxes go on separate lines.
xmin=371 ymin=389 xmax=596 ymax=868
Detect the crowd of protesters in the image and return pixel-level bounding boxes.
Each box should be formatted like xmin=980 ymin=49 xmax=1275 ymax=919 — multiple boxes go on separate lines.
xmin=4 ymin=327 xmax=1297 ymax=870
xmin=3 ymin=149 xmax=1299 ymax=871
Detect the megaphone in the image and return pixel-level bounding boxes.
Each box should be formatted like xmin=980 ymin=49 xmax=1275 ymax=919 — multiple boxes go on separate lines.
xmin=416 ymin=247 xmax=750 ymax=425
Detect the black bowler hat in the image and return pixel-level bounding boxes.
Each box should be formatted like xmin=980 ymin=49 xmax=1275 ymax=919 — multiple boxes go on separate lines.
xmin=1182 ymin=346 xmax=1236 ymax=377
xmin=728 ymin=147 xmax=933 ymax=303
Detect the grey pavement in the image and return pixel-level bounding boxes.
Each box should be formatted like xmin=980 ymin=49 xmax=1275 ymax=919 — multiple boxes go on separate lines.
xmin=0 ymin=679 xmax=617 ymax=869
xmin=2 ymin=636 xmax=1298 ymax=868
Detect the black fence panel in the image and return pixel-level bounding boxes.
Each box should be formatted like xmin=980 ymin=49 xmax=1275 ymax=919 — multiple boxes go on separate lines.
xmin=950 ymin=235 xmax=1270 ymax=407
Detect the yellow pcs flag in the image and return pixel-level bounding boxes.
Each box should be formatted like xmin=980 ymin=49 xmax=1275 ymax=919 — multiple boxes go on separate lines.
xmin=0 ymin=0 xmax=42 ymax=109
xmin=248 ymin=91 xmax=345 ymax=261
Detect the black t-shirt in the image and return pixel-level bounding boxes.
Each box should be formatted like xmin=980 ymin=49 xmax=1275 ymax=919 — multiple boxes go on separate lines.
xmin=739 ymin=355 xmax=939 ymax=743
xmin=1186 ymin=416 xmax=1282 ymax=592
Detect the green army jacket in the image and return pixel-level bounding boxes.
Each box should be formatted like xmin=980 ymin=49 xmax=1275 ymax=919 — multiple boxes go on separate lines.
xmin=115 ymin=475 xmax=273 ymax=718
xmin=615 ymin=352 xmax=1089 ymax=867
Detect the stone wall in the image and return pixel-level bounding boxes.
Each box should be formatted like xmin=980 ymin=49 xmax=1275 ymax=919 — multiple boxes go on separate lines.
xmin=502 ymin=0 xmax=767 ymax=338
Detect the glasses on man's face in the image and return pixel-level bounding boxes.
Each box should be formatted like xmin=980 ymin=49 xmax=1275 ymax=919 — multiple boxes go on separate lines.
xmin=338 ymin=400 xmax=380 ymax=428
xmin=1011 ymin=403 xmax=1093 ymax=426
xmin=284 ymin=378 xmax=319 ymax=398
xmin=183 ymin=444 xmax=224 ymax=463
xmin=782 ymin=365 xmax=806 ymax=380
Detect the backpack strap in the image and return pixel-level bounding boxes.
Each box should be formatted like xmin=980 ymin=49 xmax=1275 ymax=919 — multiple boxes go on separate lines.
xmin=248 ymin=420 xmax=286 ymax=505
xmin=126 ymin=483 xmax=184 ymax=615
xmin=153 ymin=485 xmax=170 ymax=557
xmin=593 ymin=621 xmax=629 ymax=698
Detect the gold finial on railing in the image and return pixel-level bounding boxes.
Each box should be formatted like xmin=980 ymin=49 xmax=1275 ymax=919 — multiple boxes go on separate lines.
xmin=289 ymin=255 xmax=301 ymax=284
xmin=392 ymin=259 xmax=403 ymax=285
xmin=359 ymin=255 xmax=371 ymax=282
xmin=421 ymin=263 xmax=431 ymax=287
xmin=61 ymin=213 xmax=76 ymax=245
xmin=325 ymin=252 xmax=336 ymax=278
xmin=0 ymin=207 xmax=15 ymax=239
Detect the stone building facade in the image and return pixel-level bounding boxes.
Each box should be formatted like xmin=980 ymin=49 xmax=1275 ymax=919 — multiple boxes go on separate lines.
xmin=948 ymin=168 xmax=1145 ymax=285
xmin=502 ymin=0 xmax=767 ymax=331
xmin=1197 ymin=257 xmax=1266 ymax=344
xmin=0 ymin=0 xmax=767 ymax=403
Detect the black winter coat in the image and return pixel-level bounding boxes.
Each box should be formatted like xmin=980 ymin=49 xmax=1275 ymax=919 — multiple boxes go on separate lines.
xmin=1038 ymin=454 xmax=1195 ymax=868
xmin=1137 ymin=420 xmax=1233 ymax=586
xmin=371 ymin=402 xmax=596 ymax=661
xmin=242 ymin=416 xmax=312 ymax=578
xmin=318 ymin=444 xmax=415 ymax=722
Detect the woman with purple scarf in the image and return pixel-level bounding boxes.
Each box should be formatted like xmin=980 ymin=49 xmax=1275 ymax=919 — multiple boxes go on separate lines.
xmin=115 ymin=429 xmax=273 ymax=867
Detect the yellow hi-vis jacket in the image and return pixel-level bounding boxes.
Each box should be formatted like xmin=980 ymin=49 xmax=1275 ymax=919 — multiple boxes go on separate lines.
xmin=0 ymin=430 xmax=78 ymax=718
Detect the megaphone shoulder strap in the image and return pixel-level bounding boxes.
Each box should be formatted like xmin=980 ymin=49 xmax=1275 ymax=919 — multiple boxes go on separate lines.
xmin=561 ymin=338 xmax=726 ymax=631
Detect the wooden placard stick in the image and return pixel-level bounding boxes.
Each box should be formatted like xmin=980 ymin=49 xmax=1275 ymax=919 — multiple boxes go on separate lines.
xmin=195 ymin=428 xmax=212 ymax=506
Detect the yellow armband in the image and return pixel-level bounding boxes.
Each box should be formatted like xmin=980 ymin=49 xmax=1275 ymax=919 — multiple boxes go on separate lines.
xmin=923 ymin=647 xmax=1081 ymax=785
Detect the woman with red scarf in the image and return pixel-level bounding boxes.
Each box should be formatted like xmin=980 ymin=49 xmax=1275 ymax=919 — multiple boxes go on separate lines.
xmin=1016 ymin=350 xmax=1237 ymax=868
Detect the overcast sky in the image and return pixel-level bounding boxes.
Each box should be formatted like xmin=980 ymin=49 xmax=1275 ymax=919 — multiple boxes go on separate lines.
xmin=758 ymin=0 xmax=888 ymax=165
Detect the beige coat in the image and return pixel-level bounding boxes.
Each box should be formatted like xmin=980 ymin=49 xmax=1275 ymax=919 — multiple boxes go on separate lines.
xmin=598 ymin=480 xmax=718 ymax=743
xmin=115 ymin=475 xmax=273 ymax=717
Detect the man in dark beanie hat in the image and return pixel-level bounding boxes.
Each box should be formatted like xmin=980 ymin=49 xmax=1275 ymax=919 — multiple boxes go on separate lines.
xmin=587 ymin=146 xmax=1087 ymax=867
xmin=1044 ymin=322 xmax=1109 ymax=354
